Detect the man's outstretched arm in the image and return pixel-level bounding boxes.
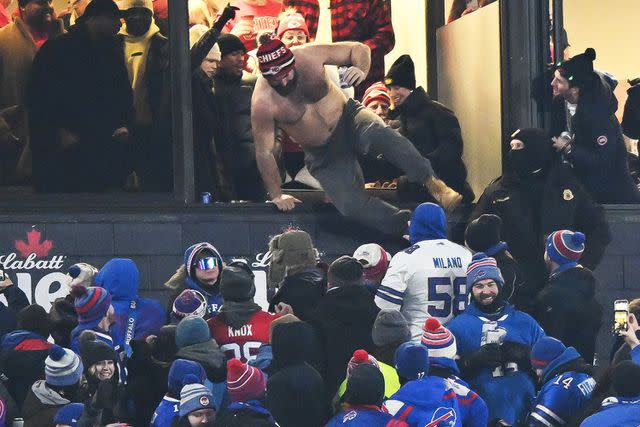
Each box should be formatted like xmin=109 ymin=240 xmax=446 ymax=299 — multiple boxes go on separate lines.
xmin=302 ymin=42 xmax=371 ymax=86
xmin=251 ymin=92 xmax=301 ymax=211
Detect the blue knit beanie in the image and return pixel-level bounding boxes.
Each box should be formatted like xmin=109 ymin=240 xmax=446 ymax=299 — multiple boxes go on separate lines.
xmin=546 ymin=230 xmax=585 ymax=265
xmin=466 ymin=252 xmax=504 ymax=288
xmin=531 ymin=337 xmax=566 ymax=369
xmin=54 ymin=403 xmax=85 ymax=427
xmin=179 ymin=375 xmax=216 ymax=416
xmin=168 ymin=359 xmax=206 ymax=395
xmin=176 ymin=315 xmax=210 ymax=349
xmin=394 ymin=342 xmax=429 ymax=380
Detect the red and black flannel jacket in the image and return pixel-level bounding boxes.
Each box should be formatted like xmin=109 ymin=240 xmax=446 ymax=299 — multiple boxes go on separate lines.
xmin=329 ymin=0 xmax=395 ymax=99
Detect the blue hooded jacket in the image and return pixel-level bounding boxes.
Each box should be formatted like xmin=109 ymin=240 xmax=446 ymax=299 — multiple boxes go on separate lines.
xmin=96 ymin=258 xmax=165 ymax=354
xmin=166 ymin=243 xmax=225 ymax=318
xmin=409 ymin=203 xmax=447 ymax=245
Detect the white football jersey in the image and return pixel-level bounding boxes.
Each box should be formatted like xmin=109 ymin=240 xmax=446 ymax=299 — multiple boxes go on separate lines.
xmin=375 ymin=239 xmax=472 ymax=340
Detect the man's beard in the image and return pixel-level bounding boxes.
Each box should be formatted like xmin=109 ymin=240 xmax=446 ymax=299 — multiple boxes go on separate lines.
xmin=272 ymin=70 xmax=299 ymax=97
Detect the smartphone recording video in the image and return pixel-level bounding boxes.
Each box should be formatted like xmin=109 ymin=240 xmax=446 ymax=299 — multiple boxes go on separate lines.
xmin=614 ymin=299 xmax=629 ymax=334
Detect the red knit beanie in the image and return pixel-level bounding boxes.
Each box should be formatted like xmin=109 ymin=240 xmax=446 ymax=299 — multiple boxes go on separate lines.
xmin=226 ymin=358 xmax=267 ymax=402
xmin=257 ymin=38 xmax=295 ymax=80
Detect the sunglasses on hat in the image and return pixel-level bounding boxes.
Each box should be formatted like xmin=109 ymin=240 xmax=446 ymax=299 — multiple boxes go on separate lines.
xmin=195 ymin=257 xmax=218 ymax=270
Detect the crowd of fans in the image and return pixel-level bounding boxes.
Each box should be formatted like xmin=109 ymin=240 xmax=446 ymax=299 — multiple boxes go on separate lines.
xmin=0 ymin=213 xmax=638 ymax=427
xmin=0 ymin=0 xmax=639 ymax=425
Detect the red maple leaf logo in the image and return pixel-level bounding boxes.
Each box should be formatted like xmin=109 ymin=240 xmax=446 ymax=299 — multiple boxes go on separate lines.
xmin=15 ymin=228 xmax=54 ymax=258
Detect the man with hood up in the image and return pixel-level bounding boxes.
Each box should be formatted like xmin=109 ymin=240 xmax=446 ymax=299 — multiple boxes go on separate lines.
xmin=165 ymin=242 xmax=225 ymax=320
xmin=95 ymin=258 xmax=165 ymax=357
xmin=375 ymin=202 xmax=472 ymax=340
xmin=208 ymin=261 xmax=280 ymax=362
xmin=526 ymin=337 xmax=595 ymax=427
xmin=469 ymin=127 xmax=610 ymax=296
xmin=118 ymin=0 xmax=172 ymax=190
xmin=265 ymin=321 xmax=327 ymax=427
xmin=308 ymin=256 xmax=379 ymax=402
xmin=448 ymin=253 xmax=545 ymax=425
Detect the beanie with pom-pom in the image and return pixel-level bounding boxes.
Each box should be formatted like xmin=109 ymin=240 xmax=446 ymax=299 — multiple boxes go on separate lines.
xmin=226 ymin=358 xmax=266 ymax=403
xmin=346 ymin=349 xmax=379 ymax=377
xmin=546 ymin=230 xmax=586 ymax=266
xmin=421 ymin=318 xmax=457 ymax=359
xmin=71 ymin=285 xmax=112 ymax=324
xmin=45 ymin=345 xmax=83 ymax=386
xmin=466 ymin=252 xmax=504 ymax=288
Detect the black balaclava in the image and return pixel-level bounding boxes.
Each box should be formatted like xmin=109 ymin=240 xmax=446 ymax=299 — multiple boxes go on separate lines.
xmin=508 ymin=128 xmax=553 ymax=188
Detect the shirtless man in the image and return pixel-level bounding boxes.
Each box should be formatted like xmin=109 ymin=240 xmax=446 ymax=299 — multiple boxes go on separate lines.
xmin=251 ymin=38 xmax=461 ymax=236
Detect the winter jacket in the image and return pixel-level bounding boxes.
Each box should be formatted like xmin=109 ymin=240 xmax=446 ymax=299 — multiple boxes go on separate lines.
xmin=622 ymin=79 xmax=640 ymax=139
xmin=266 ymin=321 xmax=328 ymax=427
xmin=336 ymin=361 xmax=400 ymax=406
xmin=469 ymin=159 xmax=611 ymax=293
xmin=0 ymin=330 xmax=53 ymax=410
xmin=22 ymin=380 xmax=71 ymax=427
xmin=389 ymin=86 xmax=474 ymax=203
xmin=448 ymin=302 xmax=545 ymax=425
xmin=96 ymin=258 xmax=165 ymax=355
xmin=0 ymin=16 xmax=64 ymax=184
xmin=268 ymin=267 xmax=326 ymax=321
xmin=536 ymin=265 xmax=602 ymax=362
xmin=165 ymin=242 xmax=225 ymax=320
xmin=0 ymin=380 xmax=17 ymax=427
xmin=26 ymin=22 xmax=134 ymax=192
xmin=579 ymin=395 xmax=640 ymax=427
xmin=551 ymin=74 xmax=640 ymax=203
xmin=327 ymin=405 xmax=407 ymax=426
xmin=175 ymin=340 xmax=225 ymax=384
xmin=384 ymin=376 xmax=463 ymax=427
xmin=527 ymin=347 xmax=595 ymax=427
xmin=0 ymin=285 xmax=29 ymax=340
xmin=309 ymin=285 xmax=380 ymax=401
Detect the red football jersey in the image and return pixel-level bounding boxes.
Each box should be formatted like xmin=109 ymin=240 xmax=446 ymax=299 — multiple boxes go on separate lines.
xmin=208 ymin=311 xmax=280 ymax=362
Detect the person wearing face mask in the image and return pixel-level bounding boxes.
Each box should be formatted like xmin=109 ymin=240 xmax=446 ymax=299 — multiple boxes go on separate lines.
xmin=165 ymin=242 xmax=226 ymax=319
xmin=0 ymin=0 xmax=63 ymax=184
xmin=118 ymin=0 xmax=172 ymax=191
xmin=468 ymin=128 xmax=611 ymax=301
xmin=27 ymin=0 xmax=134 ymax=192
xmin=448 ymin=253 xmax=545 ymax=426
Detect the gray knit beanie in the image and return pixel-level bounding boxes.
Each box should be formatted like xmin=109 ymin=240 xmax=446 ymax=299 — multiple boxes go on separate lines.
xmin=372 ymin=309 xmax=411 ymax=347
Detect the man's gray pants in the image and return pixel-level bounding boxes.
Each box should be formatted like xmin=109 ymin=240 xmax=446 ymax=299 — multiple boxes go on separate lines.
xmin=304 ymin=99 xmax=435 ymax=235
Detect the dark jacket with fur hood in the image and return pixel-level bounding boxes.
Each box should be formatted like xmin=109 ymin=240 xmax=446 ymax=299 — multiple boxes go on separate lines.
xmin=165 ymin=242 xmax=225 ymax=320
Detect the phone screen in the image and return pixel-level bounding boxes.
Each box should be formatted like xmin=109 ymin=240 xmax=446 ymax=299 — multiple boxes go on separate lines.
xmin=614 ymin=300 xmax=629 ymax=333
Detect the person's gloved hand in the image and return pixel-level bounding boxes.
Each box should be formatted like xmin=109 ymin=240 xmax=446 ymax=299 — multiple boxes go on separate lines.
xmin=501 ymin=341 xmax=531 ymax=362
xmin=212 ymin=3 xmax=239 ymax=32
xmin=465 ymin=343 xmax=503 ymax=370
xmin=91 ymin=379 xmax=116 ymax=410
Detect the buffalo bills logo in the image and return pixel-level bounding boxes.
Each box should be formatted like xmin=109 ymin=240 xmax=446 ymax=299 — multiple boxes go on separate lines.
xmin=476 ymin=270 xmax=486 ymax=277
xmin=342 ymin=410 xmax=357 ymax=422
xmin=426 ymin=407 xmax=457 ymax=427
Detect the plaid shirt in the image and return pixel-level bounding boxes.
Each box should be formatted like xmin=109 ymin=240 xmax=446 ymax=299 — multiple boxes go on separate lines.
xmin=284 ymin=0 xmax=320 ymax=39
xmin=330 ymin=0 xmax=395 ymax=99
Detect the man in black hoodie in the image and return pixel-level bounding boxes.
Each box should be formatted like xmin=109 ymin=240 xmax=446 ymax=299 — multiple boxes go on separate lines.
xmin=550 ymin=48 xmax=639 ymax=203
xmin=469 ymin=128 xmax=611 ymax=294
xmin=309 ymin=256 xmax=380 ymax=402
xmin=0 ymin=273 xmax=29 ymax=340
xmin=266 ymin=320 xmax=327 ymax=427
xmin=536 ymin=230 xmax=602 ymax=363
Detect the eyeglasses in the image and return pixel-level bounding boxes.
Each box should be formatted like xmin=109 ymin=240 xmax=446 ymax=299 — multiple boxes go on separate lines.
xmin=196 ymin=257 xmax=218 ymax=270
